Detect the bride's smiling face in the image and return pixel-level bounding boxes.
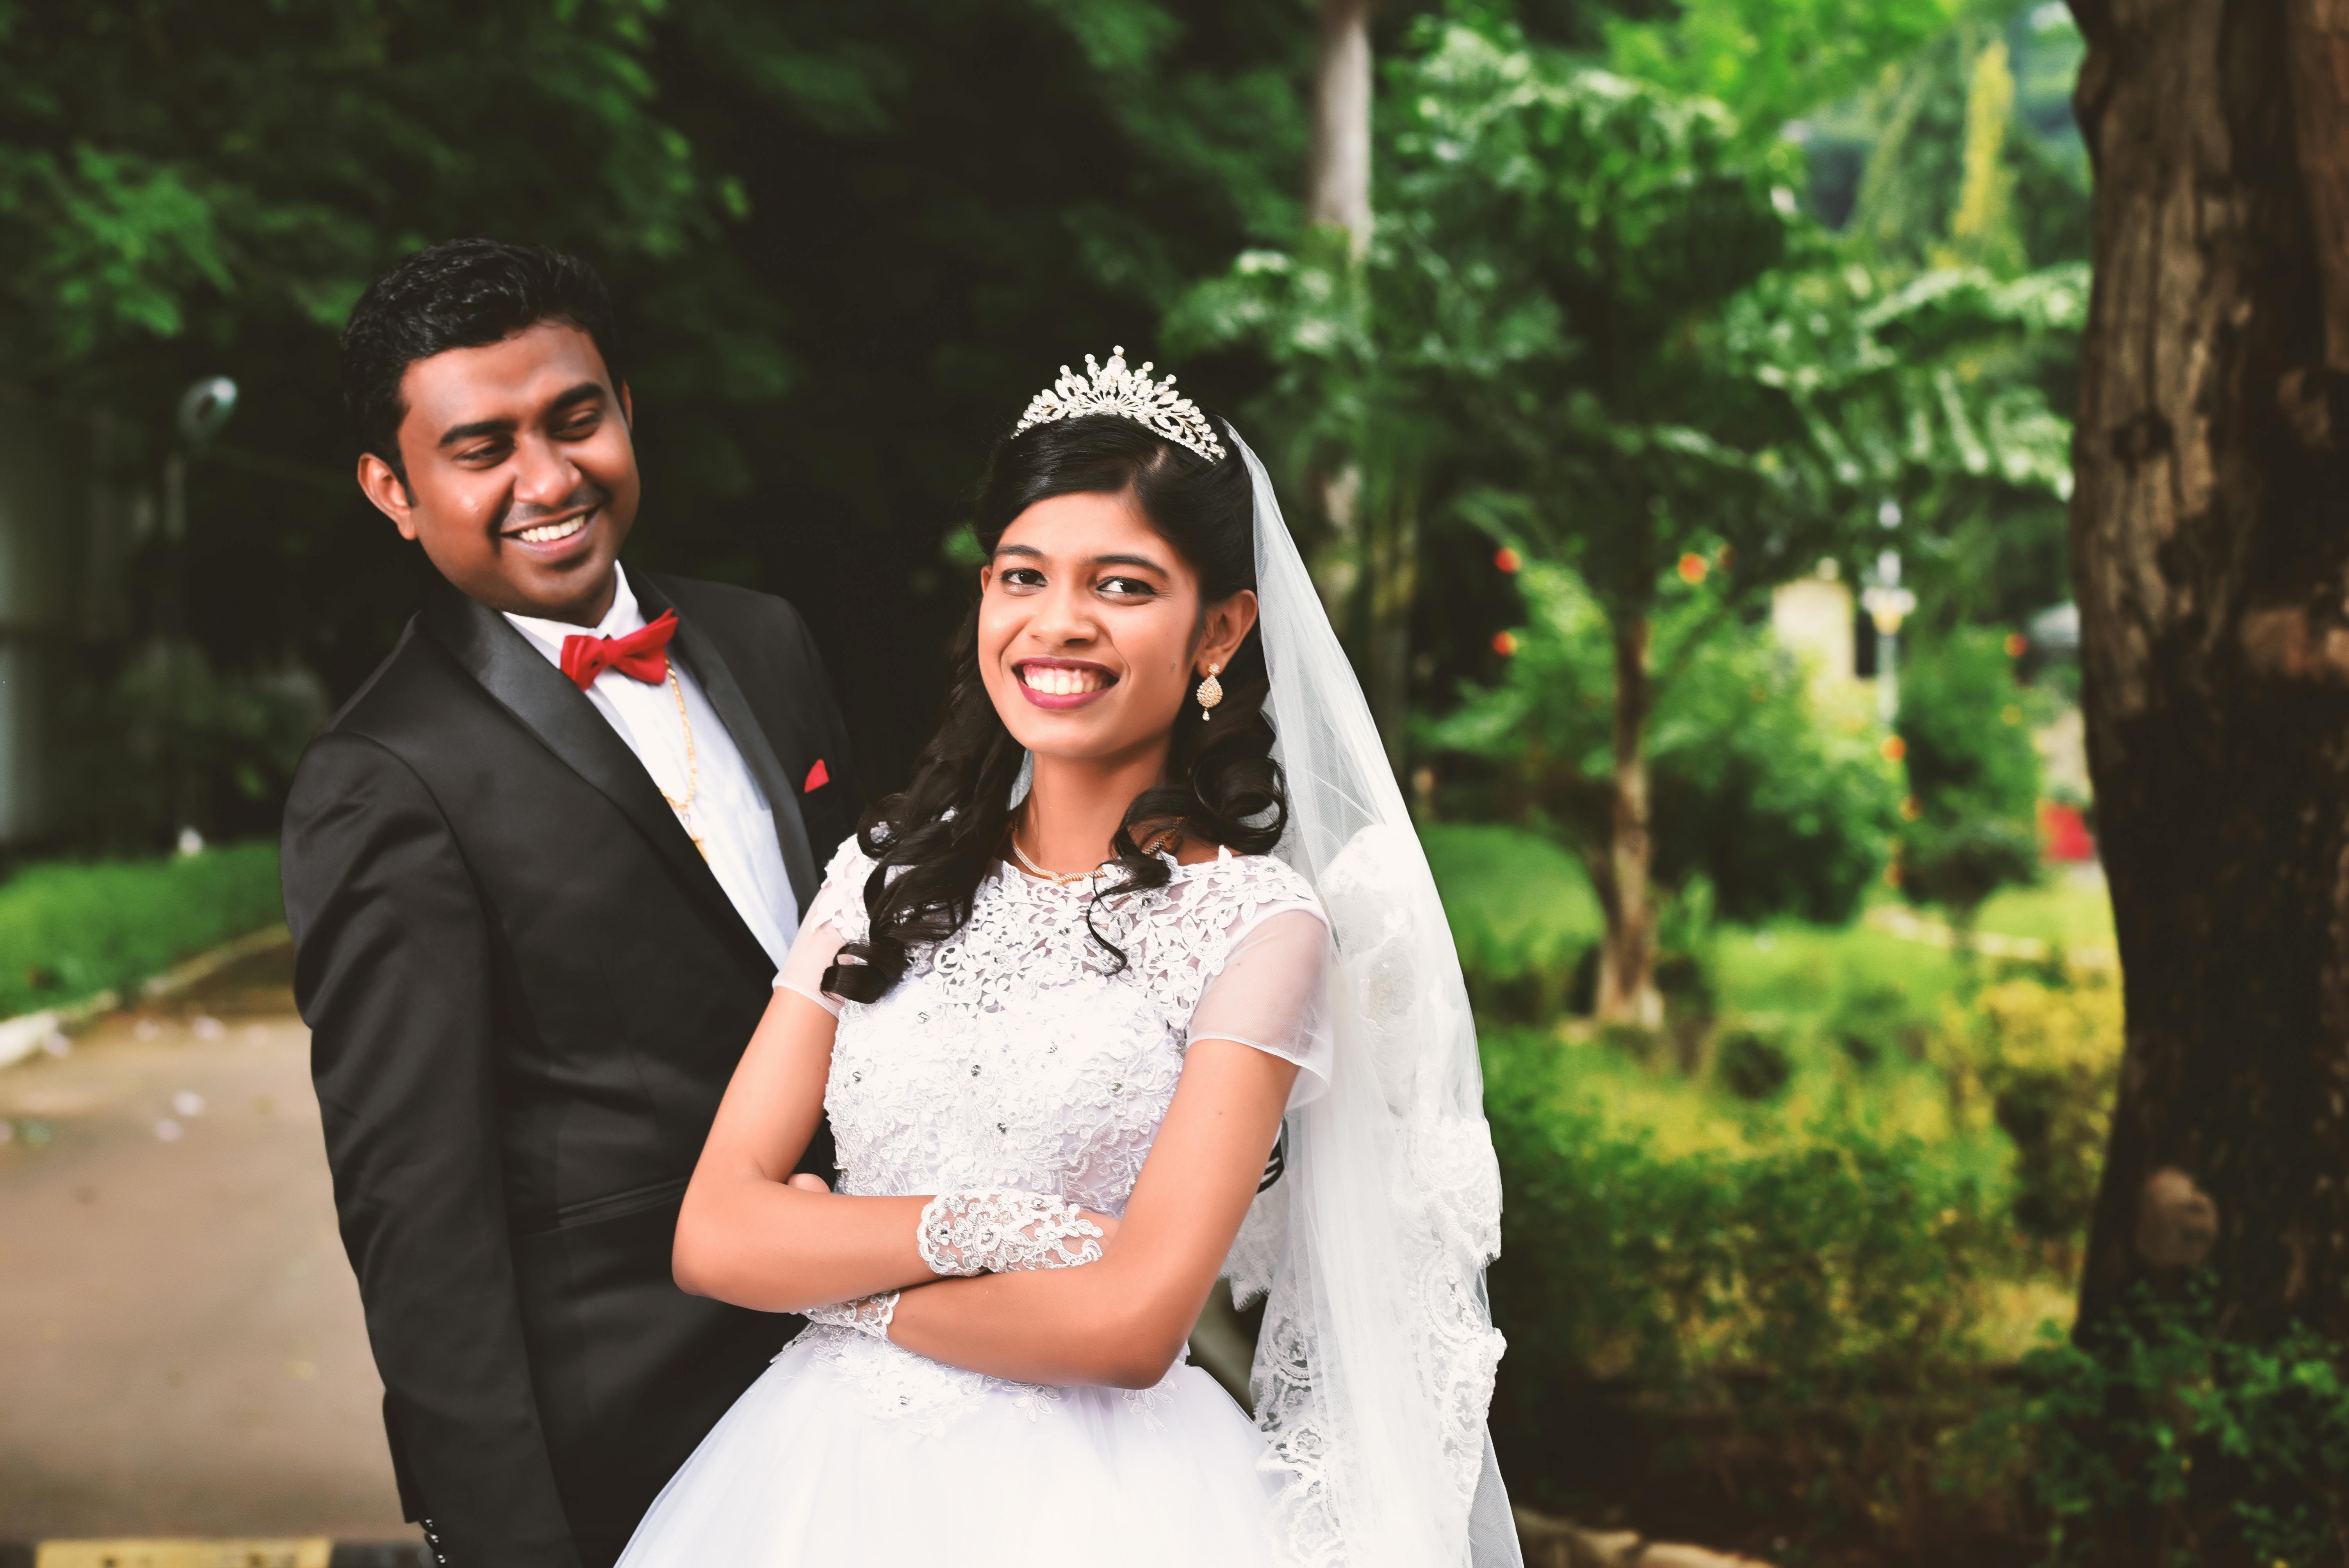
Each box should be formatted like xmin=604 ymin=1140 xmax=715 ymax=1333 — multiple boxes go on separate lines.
xmin=978 ymin=488 xmax=1256 ymax=766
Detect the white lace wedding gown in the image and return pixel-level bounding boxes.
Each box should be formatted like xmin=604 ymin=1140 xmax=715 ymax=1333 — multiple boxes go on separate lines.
xmin=617 ymin=837 xmax=1332 ymax=1568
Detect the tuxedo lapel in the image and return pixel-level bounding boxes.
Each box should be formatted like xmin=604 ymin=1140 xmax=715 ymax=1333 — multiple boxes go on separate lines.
xmin=633 ymin=576 xmax=822 ymax=913
xmin=415 ymin=583 xmax=771 ymax=971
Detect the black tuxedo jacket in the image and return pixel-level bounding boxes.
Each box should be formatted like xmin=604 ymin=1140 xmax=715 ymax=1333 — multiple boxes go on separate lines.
xmin=282 ymin=572 xmax=861 ymax=1568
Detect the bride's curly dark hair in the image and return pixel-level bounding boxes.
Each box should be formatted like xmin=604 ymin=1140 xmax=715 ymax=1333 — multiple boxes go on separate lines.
xmin=822 ymin=413 xmax=1285 ymax=1003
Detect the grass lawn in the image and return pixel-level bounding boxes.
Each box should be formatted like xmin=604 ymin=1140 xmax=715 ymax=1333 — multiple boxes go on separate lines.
xmin=1426 ymin=819 xmax=2114 ymax=1026
xmin=1973 ymin=868 xmax=2116 ymax=948
xmin=0 ymin=841 xmax=285 ymax=1020
xmin=1713 ymin=918 xmax=1962 ymax=1023
xmin=1714 ymin=872 xmax=2113 ymax=1025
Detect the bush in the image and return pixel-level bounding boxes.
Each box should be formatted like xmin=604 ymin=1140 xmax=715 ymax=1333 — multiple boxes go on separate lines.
xmin=1829 ymin=981 xmax=1929 ymax=1066
xmin=1424 ymin=822 xmax=1600 ymax=1022
xmin=0 ymin=842 xmax=284 ymax=1017
xmin=1715 ymin=1026 xmax=1793 ymax=1100
xmin=1482 ymin=1025 xmax=2018 ymax=1534
xmin=1935 ymin=968 xmax=2122 ymax=1250
xmin=1955 ymin=1281 xmax=2349 ymax=1565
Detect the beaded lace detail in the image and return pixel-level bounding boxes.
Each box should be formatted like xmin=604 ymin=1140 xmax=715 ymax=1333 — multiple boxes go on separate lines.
xmin=918 ymin=1190 xmax=1105 ymax=1276
xmin=800 ymin=836 xmax=1323 ymax=1437
xmin=802 ymin=1289 xmax=899 ymax=1339
xmin=818 ymin=837 xmax=1320 ymax=1216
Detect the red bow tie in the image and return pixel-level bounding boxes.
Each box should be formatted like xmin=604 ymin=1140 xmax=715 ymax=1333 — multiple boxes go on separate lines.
xmin=560 ymin=610 xmax=679 ymax=690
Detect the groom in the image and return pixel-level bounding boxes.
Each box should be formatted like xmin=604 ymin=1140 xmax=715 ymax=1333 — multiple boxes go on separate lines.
xmin=282 ymin=239 xmax=859 ymax=1568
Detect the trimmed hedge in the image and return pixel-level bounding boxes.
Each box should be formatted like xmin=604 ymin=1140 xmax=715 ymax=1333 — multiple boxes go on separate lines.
xmin=1423 ymin=822 xmax=1600 ymax=1021
xmin=0 ymin=841 xmax=284 ymax=1018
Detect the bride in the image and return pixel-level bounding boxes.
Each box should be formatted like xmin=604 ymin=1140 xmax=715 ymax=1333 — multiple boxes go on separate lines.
xmin=618 ymin=352 xmax=1518 ymax=1568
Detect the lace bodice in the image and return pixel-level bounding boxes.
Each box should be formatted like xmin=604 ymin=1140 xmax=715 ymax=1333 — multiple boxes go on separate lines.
xmin=777 ymin=837 xmax=1329 ymax=1219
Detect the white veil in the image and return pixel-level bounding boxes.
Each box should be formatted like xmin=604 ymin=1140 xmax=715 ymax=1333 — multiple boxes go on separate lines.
xmin=1221 ymin=429 xmax=1522 ymax=1568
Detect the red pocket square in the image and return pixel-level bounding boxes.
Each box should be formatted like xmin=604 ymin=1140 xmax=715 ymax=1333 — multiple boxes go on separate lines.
xmin=802 ymin=758 xmax=830 ymax=793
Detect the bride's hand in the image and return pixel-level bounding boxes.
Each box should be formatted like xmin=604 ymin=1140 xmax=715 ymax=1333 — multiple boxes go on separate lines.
xmin=1082 ymin=1210 xmax=1120 ymax=1248
xmin=786 ymin=1172 xmax=831 ymax=1193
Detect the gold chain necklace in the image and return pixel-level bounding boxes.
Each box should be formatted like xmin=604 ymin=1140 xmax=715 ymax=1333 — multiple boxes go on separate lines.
xmin=1007 ymin=824 xmax=1183 ymax=887
xmin=657 ymin=667 xmax=708 ymax=860
xmin=1009 ymin=834 xmax=1097 ymax=888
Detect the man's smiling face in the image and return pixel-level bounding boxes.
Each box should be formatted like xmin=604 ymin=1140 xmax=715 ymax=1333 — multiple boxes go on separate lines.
xmin=356 ymin=319 xmax=640 ymax=624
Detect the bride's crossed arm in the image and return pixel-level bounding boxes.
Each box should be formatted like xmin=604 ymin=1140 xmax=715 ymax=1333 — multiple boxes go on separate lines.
xmin=884 ymin=1031 xmax=1294 ymax=1388
xmin=672 ymin=906 xmax=1315 ymax=1392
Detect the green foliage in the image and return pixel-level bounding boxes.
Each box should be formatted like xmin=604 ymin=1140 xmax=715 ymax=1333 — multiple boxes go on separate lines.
xmin=0 ymin=1 xmax=1317 ymax=811
xmin=1377 ymin=14 xmax=2079 ymax=618
xmin=1604 ymin=0 xmax=1966 ymax=140
xmin=1428 ymin=557 xmax=1902 ymax=925
xmin=1774 ymin=8 xmax=2088 ymax=640
xmin=1166 ymin=222 xmax=1463 ymax=689
xmin=1390 ymin=19 xmax=1819 ymax=613
xmin=1961 ymin=1282 xmax=2349 ymax=1564
xmin=1935 ymin=969 xmax=2122 ymax=1249
xmin=1896 ymin=626 xmax=2044 ymax=918
xmin=1173 ymin=14 xmax=1862 ymax=703
xmin=1844 ymin=14 xmax=2090 ymax=276
xmin=0 ymin=841 xmax=283 ymax=1017
xmin=1942 ymin=36 xmax=2026 ymax=276
xmin=1421 ymin=823 xmax=1601 ymax=1021
xmin=1714 ymin=1025 xmax=1795 ymax=1099
xmin=1483 ymin=1022 xmax=2020 ymax=1532
xmin=1830 ymin=980 xmax=1929 ymax=1066
xmin=1721 ymin=258 xmax=2083 ymax=556
xmin=1484 ymin=1025 xmax=2013 ymax=1383
xmin=0 ymin=0 xmax=727 ymax=375
xmin=1717 ymin=918 xmax=1960 ymax=1031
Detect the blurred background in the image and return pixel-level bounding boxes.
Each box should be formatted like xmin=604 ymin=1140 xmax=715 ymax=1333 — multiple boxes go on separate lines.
xmin=0 ymin=1 xmax=2338 ymax=1564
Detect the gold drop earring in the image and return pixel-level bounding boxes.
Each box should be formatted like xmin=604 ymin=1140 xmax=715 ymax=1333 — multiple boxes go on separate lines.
xmin=1195 ymin=662 xmax=1223 ymax=720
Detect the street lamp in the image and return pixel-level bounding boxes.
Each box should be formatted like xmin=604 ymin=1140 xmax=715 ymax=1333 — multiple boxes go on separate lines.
xmin=1861 ymin=549 xmax=1916 ymax=727
xmin=160 ymin=376 xmax=236 ymax=855
xmin=163 ymin=376 xmax=237 ymax=546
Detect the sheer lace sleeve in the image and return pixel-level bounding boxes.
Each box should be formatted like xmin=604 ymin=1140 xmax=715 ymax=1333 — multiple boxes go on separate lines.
xmin=773 ymin=838 xmax=873 ymax=1016
xmin=1185 ymin=904 xmax=1332 ymax=1109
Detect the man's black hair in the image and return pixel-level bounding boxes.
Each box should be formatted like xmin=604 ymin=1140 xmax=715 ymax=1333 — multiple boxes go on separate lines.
xmin=339 ymin=238 xmax=622 ymax=482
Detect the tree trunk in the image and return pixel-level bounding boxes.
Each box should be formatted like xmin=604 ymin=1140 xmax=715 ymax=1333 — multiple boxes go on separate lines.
xmin=2290 ymin=0 xmax=2349 ymax=371
xmin=1595 ymin=612 xmax=1663 ymax=1026
xmin=1308 ymin=0 xmax=1374 ymax=255
xmin=1303 ymin=0 xmax=1369 ymax=640
xmin=2068 ymin=0 xmax=2349 ymax=1347
xmin=1305 ymin=0 xmax=1416 ymax=768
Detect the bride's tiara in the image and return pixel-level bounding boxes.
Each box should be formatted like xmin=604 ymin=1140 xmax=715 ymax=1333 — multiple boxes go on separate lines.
xmin=1012 ymin=346 xmax=1228 ymax=464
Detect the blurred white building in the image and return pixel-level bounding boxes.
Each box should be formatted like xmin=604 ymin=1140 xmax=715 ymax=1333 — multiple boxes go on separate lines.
xmin=1770 ymin=561 xmax=1862 ymax=695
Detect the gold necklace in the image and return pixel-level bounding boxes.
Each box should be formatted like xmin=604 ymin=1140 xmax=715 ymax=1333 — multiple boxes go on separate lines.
xmin=1007 ymin=825 xmax=1183 ymax=886
xmin=658 ymin=667 xmax=708 ymax=860
xmin=1009 ymin=835 xmax=1096 ymax=887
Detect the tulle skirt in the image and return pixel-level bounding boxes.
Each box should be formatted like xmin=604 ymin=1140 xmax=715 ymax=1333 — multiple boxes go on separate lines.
xmin=617 ymin=1326 xmax=1281 ymax=1566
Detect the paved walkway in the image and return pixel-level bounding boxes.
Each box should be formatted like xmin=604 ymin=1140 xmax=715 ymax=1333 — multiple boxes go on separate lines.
xmin=0 ymin=949 xmax=415 ymax=1543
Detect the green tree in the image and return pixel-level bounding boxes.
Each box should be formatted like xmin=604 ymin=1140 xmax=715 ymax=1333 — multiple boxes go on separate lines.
xmin=1185 ymin=14 xmax=2078 ymax=1019
xmin=1720 ymin=258 xmax=2084 ymax=619
xmin=1428 ymin=555 xmax=1902 ymax=933
xmin=0 ymin=1 xmax=1318 ymax=828
xmin=0 ymin=0 xmax=749 ymax=385
xmin=1168 ymin=219 xmax=1500 ymax=765
xmin=1841 ymin=11 xmax=2091 ymax=277
xmin=1604 ymin=0 xmax=1967 ymax=141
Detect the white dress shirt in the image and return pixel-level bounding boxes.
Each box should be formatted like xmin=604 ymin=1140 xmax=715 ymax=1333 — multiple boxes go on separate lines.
xmin=505 ymin=565 xmax=800 ymax=969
